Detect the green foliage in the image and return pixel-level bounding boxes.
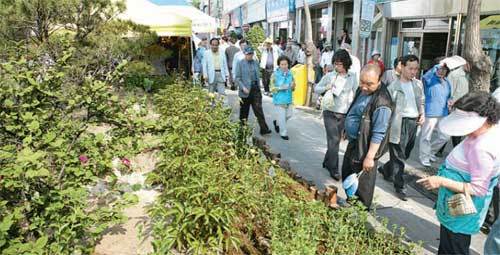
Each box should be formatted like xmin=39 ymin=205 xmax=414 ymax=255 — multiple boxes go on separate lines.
xmin=246 ymin=25 xmax=266 ymax=59
xmin=0 ymin=29 xmax=160 ymax=255
xmin=0 ymin=0 xmax=126 ymax=44
xmin=146 ymin=83 xmax=415 ymax=254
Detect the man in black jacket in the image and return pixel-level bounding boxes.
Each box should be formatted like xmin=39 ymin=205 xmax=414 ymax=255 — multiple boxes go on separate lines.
xmin=342 ymin=64 xmax=394 ymax=208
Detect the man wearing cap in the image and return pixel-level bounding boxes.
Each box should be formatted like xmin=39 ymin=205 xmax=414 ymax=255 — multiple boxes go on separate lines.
xmin=235 ymin=46 xmax=272 ymax=135
xmin=379 ymin=54 xmax=424 ymax=201
xmin=320 ymin=43 xmax=334 ymax=75
xmin=342 ymin=64 xmax=394 ymax=208
xmin=260 ymin=38 xmax=281 ymax=96
xmin=368 ymin=50 xmax=385 ymax=74
xmin=202 ymin=38 xmax=229 ymax=99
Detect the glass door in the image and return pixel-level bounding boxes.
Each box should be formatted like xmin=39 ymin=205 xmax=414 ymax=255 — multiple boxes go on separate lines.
xmin=401 ymin=33 xmax=422 ymax=59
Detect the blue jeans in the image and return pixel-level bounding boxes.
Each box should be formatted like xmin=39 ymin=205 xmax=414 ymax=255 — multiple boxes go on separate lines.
xmin=485 ymin=218 xmax=500 ymax=255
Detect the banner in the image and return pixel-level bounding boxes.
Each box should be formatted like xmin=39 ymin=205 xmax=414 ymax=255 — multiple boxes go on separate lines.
xmin=360 ymin=0 xmax=376 ymax=38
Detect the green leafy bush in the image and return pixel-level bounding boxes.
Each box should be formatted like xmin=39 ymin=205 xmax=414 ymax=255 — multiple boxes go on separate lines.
xmin=146 ymin=83 xmax=415 ymax=255
xmin=246 ymin=25 xmax=266 ymax=59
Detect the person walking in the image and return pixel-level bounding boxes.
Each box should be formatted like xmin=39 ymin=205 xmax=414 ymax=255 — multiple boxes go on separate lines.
xmin=235 ymin=46 xmax=272 ymax=136
xmin=270 ymin=56 xmax=296 ymax=140
xmin=368 ymin=50 xmax=386 ymax=74
xmin=381 ymin=56 xmax=402 ymax=87
xmin=260 ymin=38 xmax=281 ymax=96
xmin=485 ymin=88 xmax=500 ymax=255
xmin=320 ymin=43 xmax=334 ymax=75
xmin=419 ymin=62 xmax=452 ymax=167
xmin=297 ymin=42 xmax=306 ymax=65
xmin=418 ymin=91 xmax=500 ymax=255
xmin=340 ymin=43 xmax=361 ymax=82
xmin=193 ymin=37 xmax=207 ymax=85
xmin=378 ymin=55 xmax=424 ymax=201
xmin=436 ymin=60 xmax=470 ymax=156
xmin=315 ymin=50 xmax=358 ymax=180
xmin=225 ymin=37 xmax=240 ymax=90
xmin=283 ymin=41 xmax=298 ymax=67
xmin=232 ymin=39 xmax=249 ymax=78
xmin=202 ymin=38 xmax=229 ymax=100
xmin=342 ymin=64 xmax=393 ymax=208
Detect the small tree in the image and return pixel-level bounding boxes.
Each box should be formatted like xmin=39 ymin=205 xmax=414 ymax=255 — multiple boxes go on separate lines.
xmin=464 ymin=0 xmax=492 ymax=92
xmin=246 ymin=25 xmax=266 ymax=59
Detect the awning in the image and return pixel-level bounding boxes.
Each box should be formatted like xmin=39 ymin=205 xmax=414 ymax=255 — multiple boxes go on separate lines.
xmin=120 ymin=0 xmax=192 ymax=37
xmin=157 ymin=5 xmax=217 ymax=34
xmin=480 ymin=15 xmax=500 ymax=30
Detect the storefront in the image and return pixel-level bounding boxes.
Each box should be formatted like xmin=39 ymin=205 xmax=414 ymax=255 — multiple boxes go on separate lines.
xmin=380 ymin=0 xmax=500 ymax=76
xmin=295 ymin=0 xmax=353 ymax=48
xmin=246 ymin=0 xmax=267 ymax=32
xmin=266 ymin=0 xmax=295 ymax=41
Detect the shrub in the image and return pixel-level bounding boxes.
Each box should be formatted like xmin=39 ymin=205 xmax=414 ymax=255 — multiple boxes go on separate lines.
xmin=146 ymin=83 xmax=415 ymax=255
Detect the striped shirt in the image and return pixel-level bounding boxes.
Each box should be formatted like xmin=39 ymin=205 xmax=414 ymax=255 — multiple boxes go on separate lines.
xmin=445 ymin=127 xmax=500 ymax=195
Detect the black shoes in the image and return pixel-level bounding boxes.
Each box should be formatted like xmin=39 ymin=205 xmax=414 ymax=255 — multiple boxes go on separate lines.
xmin=281 ymin=135 xmax=289 ymax=140
xmin=331 ymin=172 xmax=340 ymax=181
xmin=273 ymin=120 xmax=280 ymax=133
xmin=260 ymin=129 xmax=272 ymax=136
xmin=395 ymin=189 xmax=408 ymax=201
xmin=378 ymin=167 xmax=394 ymax=182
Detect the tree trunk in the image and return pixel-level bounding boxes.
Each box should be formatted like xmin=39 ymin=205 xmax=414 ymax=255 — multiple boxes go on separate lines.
xmin=464 ymin=0 xmax=491 ymax=92
xmin=303 ymin=0 xmax=316 ymax=106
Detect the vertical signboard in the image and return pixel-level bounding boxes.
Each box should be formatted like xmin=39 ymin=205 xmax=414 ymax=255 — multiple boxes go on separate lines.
xmin=360 ymin=0 xmax=376 ymax=38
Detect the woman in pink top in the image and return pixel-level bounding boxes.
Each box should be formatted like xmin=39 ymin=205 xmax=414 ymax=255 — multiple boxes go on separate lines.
xmin=418 ymin=91 xmax=500 ymax=255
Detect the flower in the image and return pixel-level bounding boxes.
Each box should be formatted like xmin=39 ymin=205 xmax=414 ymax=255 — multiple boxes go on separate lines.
xmin=79 ymin=155 xmax=89 ymax=165
xmin=122 ymin=158 xmax=131 ymax=168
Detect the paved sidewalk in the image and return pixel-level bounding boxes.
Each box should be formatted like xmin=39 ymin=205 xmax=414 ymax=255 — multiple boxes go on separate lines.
xmin=225 ymin=90 xmax=486 ymax=255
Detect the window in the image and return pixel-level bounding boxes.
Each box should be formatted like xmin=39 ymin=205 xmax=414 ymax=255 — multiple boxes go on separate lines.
xmin=401 ymin=20 xmax=423 ymax=29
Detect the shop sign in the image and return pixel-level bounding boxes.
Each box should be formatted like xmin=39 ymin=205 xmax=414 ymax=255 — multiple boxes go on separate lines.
xmin=267 ymin=0 xmax=291 ymax=23
xmin=360 ymin=0 xmax=376 ymax=38
xmin=296 ymin=0 xmax=327 ymax=8
xmin=247 ymin=0 xmax=266 ymax=23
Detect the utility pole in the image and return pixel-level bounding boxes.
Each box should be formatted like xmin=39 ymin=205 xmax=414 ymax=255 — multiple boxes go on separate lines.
xmin=352 ymin=0 xmax=361 ymax=57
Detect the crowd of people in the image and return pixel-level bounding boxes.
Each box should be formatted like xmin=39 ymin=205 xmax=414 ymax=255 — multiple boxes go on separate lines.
xmin=192 ymin=32 xmax=500 ymax=255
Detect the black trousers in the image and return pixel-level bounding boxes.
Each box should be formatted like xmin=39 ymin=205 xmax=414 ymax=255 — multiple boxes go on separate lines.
xmin=437 ymin=136 xmax=463 ymax=155
xmin=261 ymin=69 xmax=273 ymax=93
xmin=381 ymin=117 xmax=418 ymax=190
xmin=323 ymin=111 xmax=346 ymax=176
xmin=438 ymin=225 xmax=471 ymax=255
xmin=239 ymin=86 xmax=269 ymax=133
xmin=341 ymin=140 xmax=378 ymax=209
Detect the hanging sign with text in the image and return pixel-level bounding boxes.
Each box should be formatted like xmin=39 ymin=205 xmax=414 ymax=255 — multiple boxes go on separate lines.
xmin=360 ymin=0 xmax=376 ymax=38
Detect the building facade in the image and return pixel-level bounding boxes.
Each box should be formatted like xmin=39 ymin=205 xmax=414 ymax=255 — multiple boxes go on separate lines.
xmin=378 ymin=0 xmax=500 ymax=79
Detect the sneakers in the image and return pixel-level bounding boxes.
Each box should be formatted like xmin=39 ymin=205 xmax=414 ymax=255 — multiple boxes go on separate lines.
xmin=395 ymin=189 xmax=408 ymax=201
xmin=273 ymin=120 xmax=280 ymax=133
xmin=420 ymin=159 xmax=431 ymax=168
xmin=280 ymin=135 xmax=289 ymax=140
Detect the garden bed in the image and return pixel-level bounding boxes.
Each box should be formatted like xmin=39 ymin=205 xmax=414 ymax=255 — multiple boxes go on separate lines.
xmin=144 ymin=83 xmax=416 ymax=255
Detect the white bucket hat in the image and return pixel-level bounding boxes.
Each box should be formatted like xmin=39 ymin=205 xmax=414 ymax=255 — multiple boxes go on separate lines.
xmin=438 ymin=109 xmax=488 ymax=136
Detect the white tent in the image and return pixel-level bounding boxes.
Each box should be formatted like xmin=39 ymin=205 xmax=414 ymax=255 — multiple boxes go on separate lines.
xmin=156 ymin=5 xmax=217 ymax=34
xmin=120 ymin=0 xmax=192 ymax=37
